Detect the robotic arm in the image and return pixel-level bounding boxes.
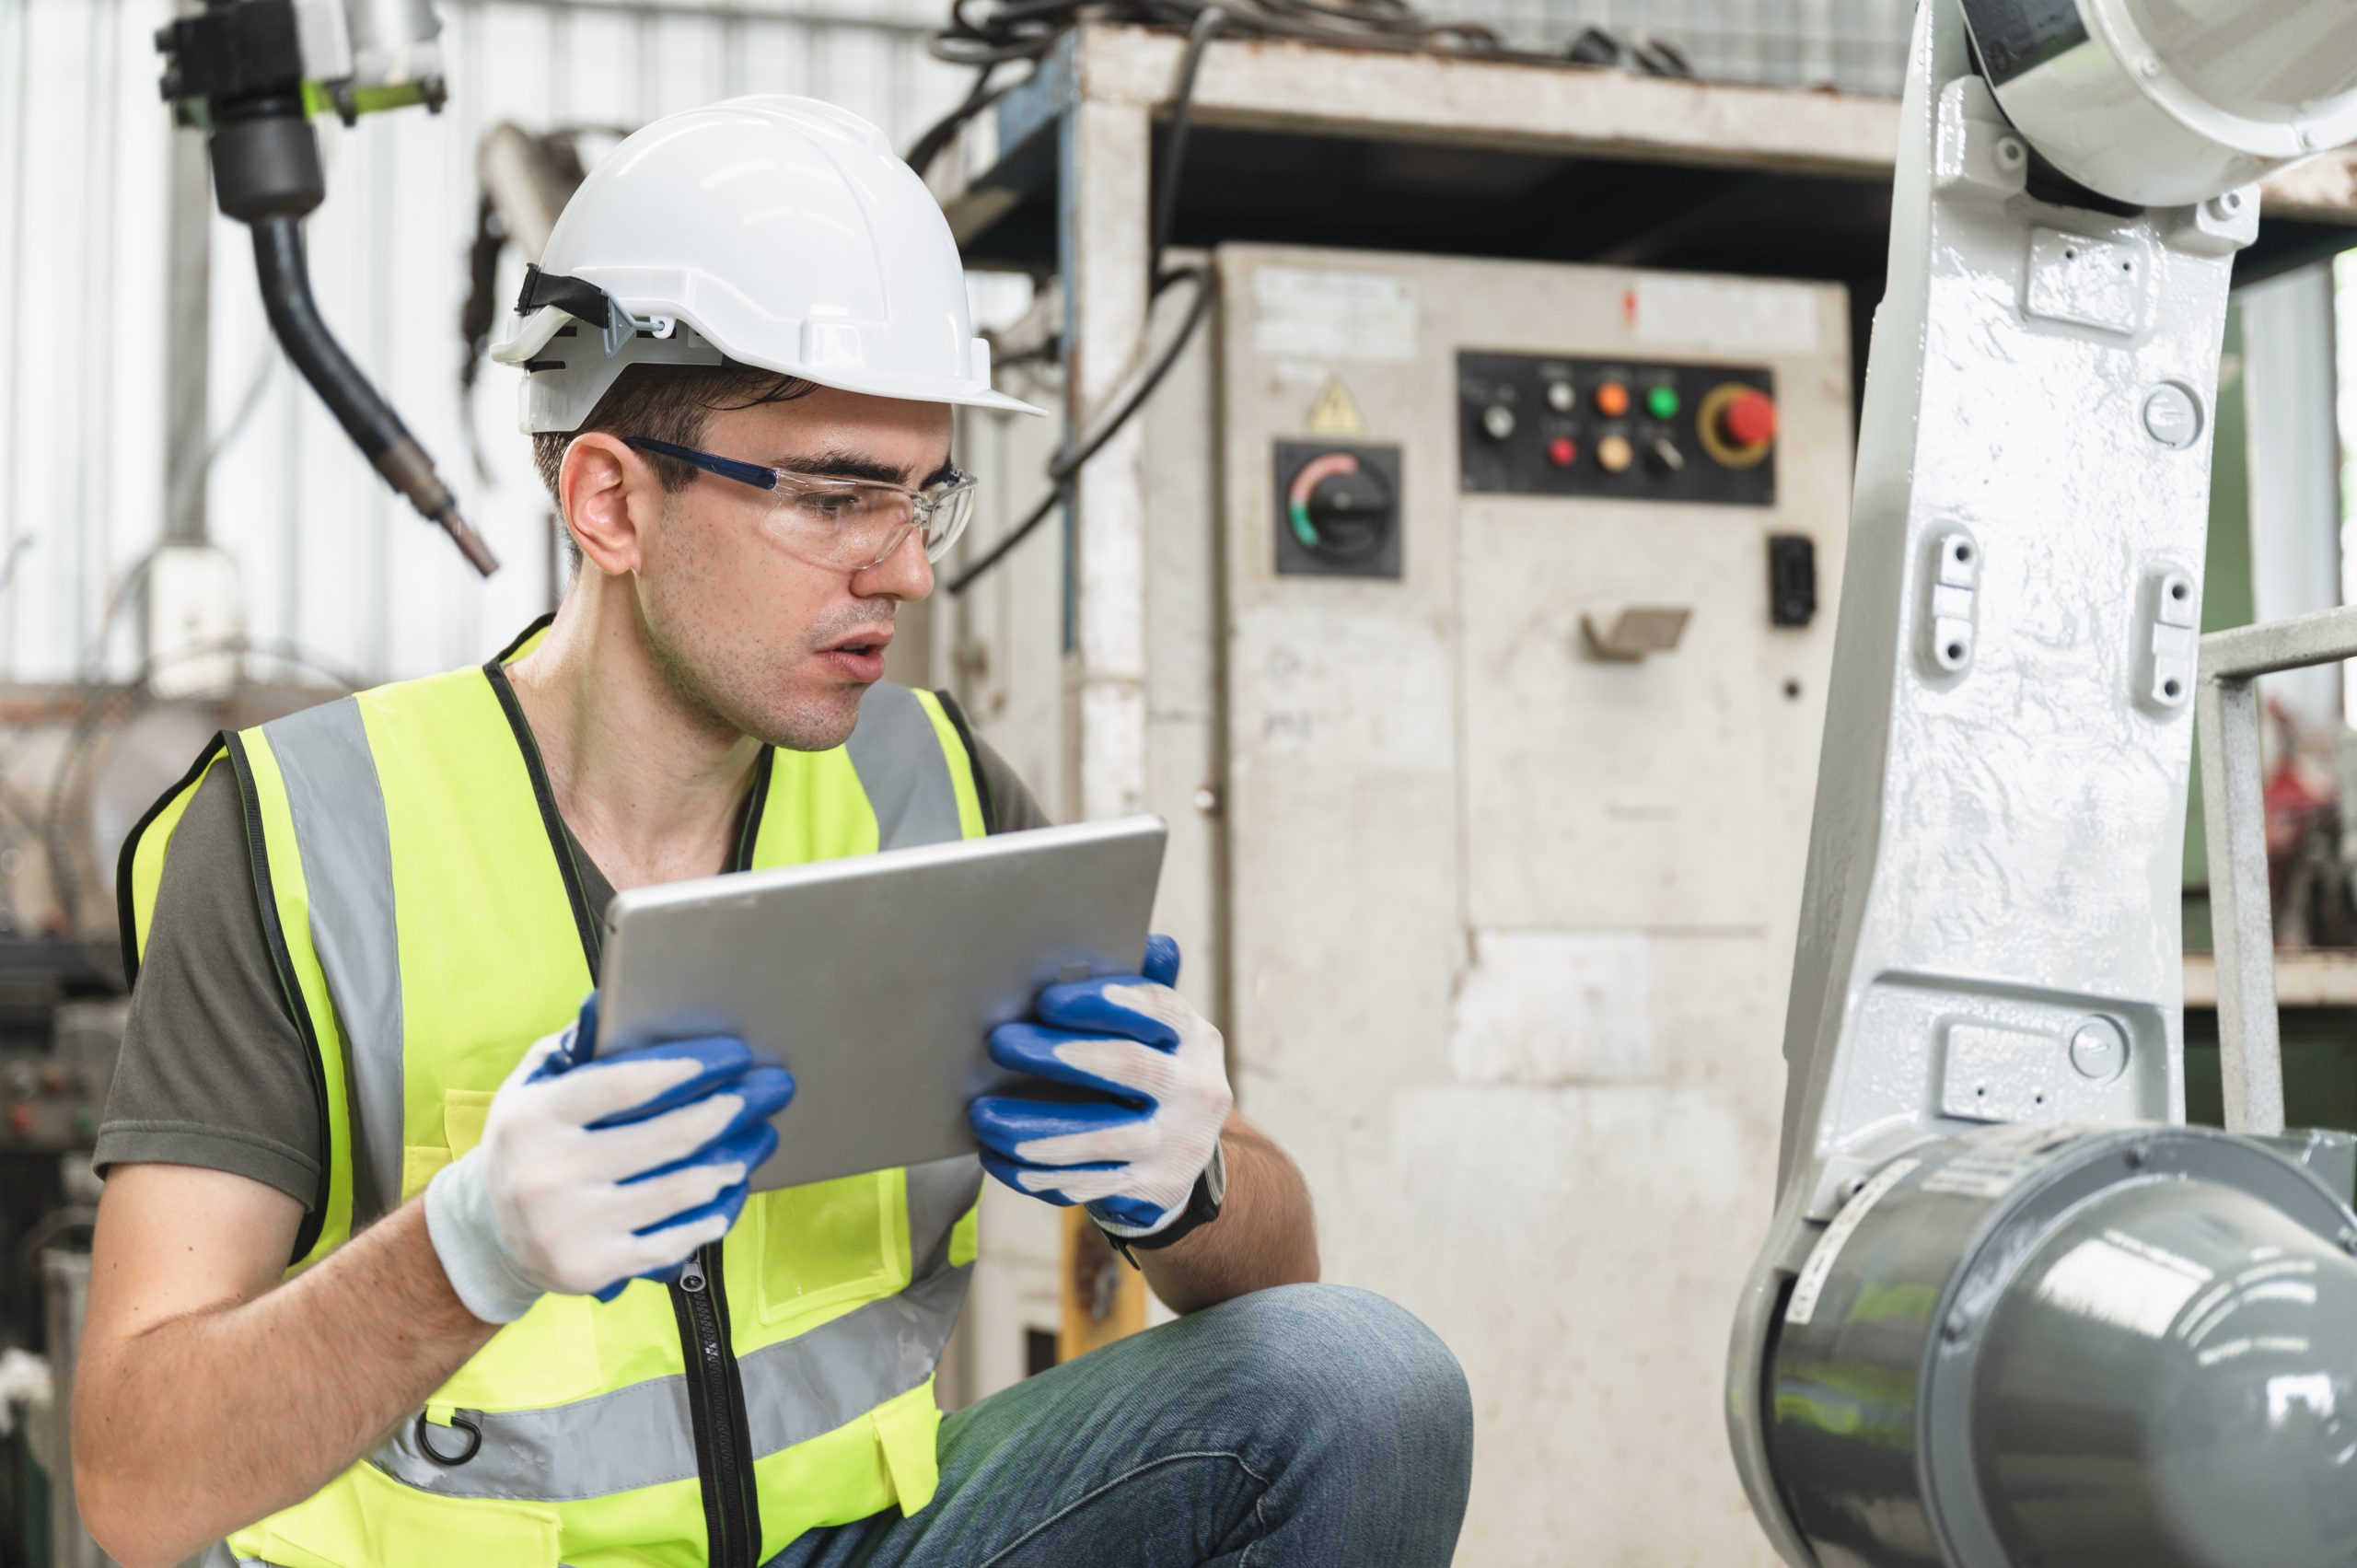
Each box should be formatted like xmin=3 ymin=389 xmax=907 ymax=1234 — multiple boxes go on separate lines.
xmin=157 ymin=1 xmax=497 ymax=575
xmin=1729 ymin=2 xmax=2357 ymax=1563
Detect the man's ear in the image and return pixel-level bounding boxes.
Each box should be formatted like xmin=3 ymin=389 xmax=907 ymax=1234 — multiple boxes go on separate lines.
xmin=558 ymin=433 xmax=657 ymax=576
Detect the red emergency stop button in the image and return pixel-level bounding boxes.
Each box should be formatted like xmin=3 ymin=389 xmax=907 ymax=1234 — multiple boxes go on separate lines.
xmin=1547 ymin=436 xmax=1578 ymax=468
xmin=1701 ymin=383 xmax=1778 ymax=470
xmin=1723 ymin=389 xmax=1777 ymax=447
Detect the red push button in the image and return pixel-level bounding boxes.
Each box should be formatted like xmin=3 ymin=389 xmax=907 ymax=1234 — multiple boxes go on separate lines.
xmin=1723 ymin=389 xmax=1778 ymax=448
xmin=6 ymin=1102 xmax=34 ymax=1137
xmin=1547 ymin=436 xmax=1578 ymax=468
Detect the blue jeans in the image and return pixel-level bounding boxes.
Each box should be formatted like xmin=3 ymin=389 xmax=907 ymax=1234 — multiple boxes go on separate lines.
xmin=769 ymin=1284 xmax=1474 ymax=1568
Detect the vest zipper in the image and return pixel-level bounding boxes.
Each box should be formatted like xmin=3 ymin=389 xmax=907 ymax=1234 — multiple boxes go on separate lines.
xmin=672 ymin=1236 xmax=761 ymax=1565
xmin=485 ymin=657 xmax=771 ymax=1562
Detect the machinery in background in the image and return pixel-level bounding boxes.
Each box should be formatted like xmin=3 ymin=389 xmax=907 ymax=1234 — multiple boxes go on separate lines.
xmin=941 ymin=245 xmax=1854 ymax=1562
xmin=155 ymin=0 xmax=495 ymax=575
xmin=0 ymin=661 xmax=347 ymax=1567
xmin=1726 ymin=0 xmax=2357 ymax=1562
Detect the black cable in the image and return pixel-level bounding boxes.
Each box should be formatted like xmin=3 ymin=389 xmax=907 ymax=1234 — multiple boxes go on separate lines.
xmin=905 ymin=0 xmax=1502 ymax=177
xmin=905 ymin=65 xmax=1012 ymax=179
xmin=944 ymin=3 xmax=1230 ymax=597
xmin=1148 ymin=6 xmax=1222 ymax=286
xmin=946 ymin=265 xmax=1216 ymax=597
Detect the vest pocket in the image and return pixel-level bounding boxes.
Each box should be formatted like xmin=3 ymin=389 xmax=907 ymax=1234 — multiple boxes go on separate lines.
xmin=752 ymin=1168 xmax=908 ymax=1330
xmin=405 ymin=1093 xmax=606 ymax=1411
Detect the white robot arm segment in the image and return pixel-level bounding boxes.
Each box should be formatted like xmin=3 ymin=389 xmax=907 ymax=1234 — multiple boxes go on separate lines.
xmin=1727 ymin=1 xmax=2357 ymax=1563
xmin=1964 ymin=0 xmax=2357 ymax=206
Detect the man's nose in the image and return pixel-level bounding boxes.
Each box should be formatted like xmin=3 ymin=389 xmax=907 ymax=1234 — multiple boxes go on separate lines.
xmin=855 ymin=526 xmax=935 ymax=601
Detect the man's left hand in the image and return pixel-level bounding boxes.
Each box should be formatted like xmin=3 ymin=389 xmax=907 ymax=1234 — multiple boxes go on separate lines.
xmin=969 ymin=935 xmax=1233 ymax=1238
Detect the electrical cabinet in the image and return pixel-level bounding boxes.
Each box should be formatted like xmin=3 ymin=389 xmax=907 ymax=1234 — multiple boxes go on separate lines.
xmin=935 ymin=245 xmax=1852 ymax=1565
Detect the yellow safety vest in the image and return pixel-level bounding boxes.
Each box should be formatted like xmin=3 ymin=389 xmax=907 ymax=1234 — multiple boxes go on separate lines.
xmin=118 ymin=620 xmax=990 ymax=1568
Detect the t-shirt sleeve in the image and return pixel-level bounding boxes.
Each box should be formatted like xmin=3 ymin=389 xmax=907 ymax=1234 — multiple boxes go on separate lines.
xmin=93 ymin=763 xmax=326 ymax=1208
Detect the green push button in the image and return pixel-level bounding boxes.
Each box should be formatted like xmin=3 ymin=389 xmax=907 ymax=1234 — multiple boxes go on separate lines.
xmin=1647 ymin=386 xmax=1680 ymax=421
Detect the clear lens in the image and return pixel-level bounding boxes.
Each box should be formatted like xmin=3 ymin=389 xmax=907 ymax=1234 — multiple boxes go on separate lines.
xmin=762 ymin=470 xmax=977 ymax=571
xmin=921 ymin=480 xmax=977 ymax=563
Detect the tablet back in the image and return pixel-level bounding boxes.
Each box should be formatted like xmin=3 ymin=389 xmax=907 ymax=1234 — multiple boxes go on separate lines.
xmin=596 ymin=816 xmax=1167 ymax=1191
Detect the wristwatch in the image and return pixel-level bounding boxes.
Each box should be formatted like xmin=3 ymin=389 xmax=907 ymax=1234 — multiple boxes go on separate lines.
xmin=1100 ymin=1142 xmax=1227 ymax=1264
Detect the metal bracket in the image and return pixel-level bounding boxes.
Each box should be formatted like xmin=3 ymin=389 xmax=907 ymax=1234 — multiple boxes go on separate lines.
xmin=2136 ymin=564 xmax=2199 ymax=713
xmin=1922 ymin=529 xmax=1980 ymax=677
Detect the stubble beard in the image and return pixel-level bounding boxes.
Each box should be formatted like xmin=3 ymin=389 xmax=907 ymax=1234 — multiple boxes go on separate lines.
xmin=643 ymin=610 xmax=874 ymax=754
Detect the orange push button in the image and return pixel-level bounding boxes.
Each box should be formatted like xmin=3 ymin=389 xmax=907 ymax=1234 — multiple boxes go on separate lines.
xmin=1595 ymin=382 xmax=1631 ymax=419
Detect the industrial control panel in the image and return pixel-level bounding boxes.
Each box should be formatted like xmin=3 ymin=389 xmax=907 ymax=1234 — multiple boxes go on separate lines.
xmin=0 ymin=1000 xmax=119 ymax=1153
xmin=1221 ymin=247 xmax=1852 ymax=1566
xmin=939 ymin=245 xmax=1852 ymax=1567
xmin=1457 ymin=352 xmax=1779 ymax=505
xmin=0 ymin=1051 xmax=108 ymax=1150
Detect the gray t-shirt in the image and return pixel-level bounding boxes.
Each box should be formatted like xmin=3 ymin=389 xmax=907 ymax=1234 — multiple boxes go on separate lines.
xmin=93 ymin=720 xmax=1048 ymax=1208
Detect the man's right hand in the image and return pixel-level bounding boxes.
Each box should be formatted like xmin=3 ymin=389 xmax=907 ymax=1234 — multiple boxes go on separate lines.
xmin=424 ymin=994 xmax=794 ymax=1323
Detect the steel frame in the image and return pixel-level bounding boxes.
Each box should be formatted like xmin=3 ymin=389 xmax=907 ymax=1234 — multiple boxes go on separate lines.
xmin=2197 ymin=603 xmax=2357 ymax=1134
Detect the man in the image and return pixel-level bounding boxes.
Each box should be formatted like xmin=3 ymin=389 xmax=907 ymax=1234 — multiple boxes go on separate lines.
xmin=73 ymin=97 xmax=1471 ymax=1568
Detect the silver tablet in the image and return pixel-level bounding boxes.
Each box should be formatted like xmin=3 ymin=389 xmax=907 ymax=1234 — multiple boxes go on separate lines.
xmin=595 ymin=816 xmax=1167 ymax=1191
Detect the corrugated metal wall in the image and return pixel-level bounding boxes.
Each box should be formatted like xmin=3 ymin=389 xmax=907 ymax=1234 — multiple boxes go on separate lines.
xmin=0 ymin=0 xmax=1912 ymax=688
xmin=0 ymin=0 xmax=974 ymax=687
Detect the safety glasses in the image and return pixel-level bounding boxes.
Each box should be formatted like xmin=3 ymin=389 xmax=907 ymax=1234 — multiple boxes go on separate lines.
xmin=623 ymin=437 xmax=977 ymax=572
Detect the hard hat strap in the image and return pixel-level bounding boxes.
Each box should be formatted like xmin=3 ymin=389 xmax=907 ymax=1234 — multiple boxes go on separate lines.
xmin=513 ymin=263 xmax=613 ymax=331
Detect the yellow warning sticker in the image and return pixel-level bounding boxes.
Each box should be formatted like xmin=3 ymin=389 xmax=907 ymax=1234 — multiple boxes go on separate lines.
xmin=1306 ymin=377 xmax=1365 ymax=436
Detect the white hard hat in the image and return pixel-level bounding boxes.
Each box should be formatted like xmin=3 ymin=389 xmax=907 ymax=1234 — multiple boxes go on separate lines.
xmin=491 ymin=95 xmax=1045 ymax=431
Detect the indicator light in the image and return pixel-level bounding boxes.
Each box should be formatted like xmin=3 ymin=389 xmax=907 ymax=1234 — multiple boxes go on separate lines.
xmin=1647 ymin=386 xmax=1680 ymax=421
xmin=1596 ymin=435 xmax=1635 ymax=474
xmin=1546 ymin=380 xmax=1576 ymax=413
xmin=1547 ymin=436 xmax=1577 ymax=468
xmin=1595 ymin=382 xmax=1631 ymax=418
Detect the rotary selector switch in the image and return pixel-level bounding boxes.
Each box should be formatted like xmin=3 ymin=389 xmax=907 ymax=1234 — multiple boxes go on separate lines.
xmin=1277 ymin=441 xmax=1403 ymax=579
xmin=1288 ymin=452 xmax=1395 ymax=559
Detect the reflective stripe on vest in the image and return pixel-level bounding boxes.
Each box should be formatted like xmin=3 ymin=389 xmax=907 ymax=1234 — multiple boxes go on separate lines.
xmin=262 ymin=679 xmax=970 ymax=1229
xmin=370 ymin=1156 xmax=980 ymax=1502
xmin=122 ymin=642 xmax=991 ymax=1565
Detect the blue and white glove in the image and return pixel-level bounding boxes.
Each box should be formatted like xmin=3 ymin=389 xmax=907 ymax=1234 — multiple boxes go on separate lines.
xmin=968 ymin=936 xmax=1233 ymax=1240
xmin=426 ymin=993 xmax=794 ymax=1323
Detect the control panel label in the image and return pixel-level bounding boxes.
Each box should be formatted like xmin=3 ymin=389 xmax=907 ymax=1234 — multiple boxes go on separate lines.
xmin=1631 ymin=274 xmax=1821 ymax=354
xmin=1253 ymin=267 xmax=1420 ymax=364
